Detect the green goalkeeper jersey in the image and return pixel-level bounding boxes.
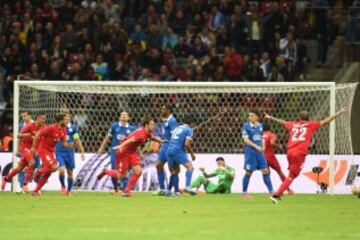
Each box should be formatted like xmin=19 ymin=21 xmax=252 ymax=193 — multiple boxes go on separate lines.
xmin=213 ymin=166 xmax=235 ymax=193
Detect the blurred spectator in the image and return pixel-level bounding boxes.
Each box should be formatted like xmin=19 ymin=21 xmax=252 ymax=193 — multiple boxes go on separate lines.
xmin=267 ymin=65 xmax=285 ymax=82
xmin=280 ymin=31 xmax=297 ymax=72
xmin=159 ymin=65 xmax=174 ymax=81
xmin=224 ymin=47 xmax=244 ymax=81
xmin=91 ymin=54 xmax=109 ymax=80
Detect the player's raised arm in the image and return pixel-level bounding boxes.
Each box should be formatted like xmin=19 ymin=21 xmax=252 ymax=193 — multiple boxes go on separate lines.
xmin=264 ymin=112 xmax=287 ymax=125
xmin=320 ymin=107 xmax=346 ymax=126
xmin=199 ymin=167 xmax=216 ymax=178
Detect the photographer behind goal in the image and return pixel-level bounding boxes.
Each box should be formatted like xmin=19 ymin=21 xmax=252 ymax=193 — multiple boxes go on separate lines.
xmin=190 ymin=157 xmax=235 ymax=194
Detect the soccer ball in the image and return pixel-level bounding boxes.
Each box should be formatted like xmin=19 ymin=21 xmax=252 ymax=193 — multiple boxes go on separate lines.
xmin=351 ymin=185 xmax=359 ymax=195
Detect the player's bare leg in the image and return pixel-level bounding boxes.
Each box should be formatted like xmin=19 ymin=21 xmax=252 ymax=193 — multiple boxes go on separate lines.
xmin=33 ymin=164 xmax=58 ymax=196
xmin=260 ymin=168 xmax=274 ymax=195
xmin=1 ymin=161 xmax=26 ymax=191
xmin=23 ymin=159 xmax=36 ymax=193
xmin=122 ymin=165 xmax=142 ymax=197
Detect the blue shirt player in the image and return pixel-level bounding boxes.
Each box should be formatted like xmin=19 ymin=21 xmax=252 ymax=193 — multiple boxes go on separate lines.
xmin=56 ymin=113 xmax=85 ymax=196
xmin=154 ymin=104 xmax=178 ymax=195
xmin=241 ymin=110 xmax=273 ymax=198
xmin=166 ymin=115 xmax=196 ymax=195
xmin=98 ymin=111 xmax=136 ymax=194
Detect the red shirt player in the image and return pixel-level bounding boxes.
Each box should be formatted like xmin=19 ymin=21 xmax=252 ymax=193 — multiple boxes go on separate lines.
xmin=97 ymin=116 xmax=165 ymax=197
xmin=263 ymin=123 xmax=293 ymax=194
xmin=31 ymin=113 xmax=74 ymax=196
xmin=1 ymin=113 xmax=46 ymax=192
xmin=265 ymin=108 xmax=346 ymax=203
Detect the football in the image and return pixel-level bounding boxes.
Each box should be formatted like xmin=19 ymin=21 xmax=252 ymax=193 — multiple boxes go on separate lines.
xmin=351 ymin=185 xmax=359 ymax=195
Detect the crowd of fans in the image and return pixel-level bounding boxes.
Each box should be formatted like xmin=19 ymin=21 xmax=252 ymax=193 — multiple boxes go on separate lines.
xmin=0 ymin=0 xmax=359 ymax=151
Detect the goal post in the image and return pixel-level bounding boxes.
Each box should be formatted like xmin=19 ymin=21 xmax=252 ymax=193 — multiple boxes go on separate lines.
xmin=12 ymin=81 xmax=358 ymax=194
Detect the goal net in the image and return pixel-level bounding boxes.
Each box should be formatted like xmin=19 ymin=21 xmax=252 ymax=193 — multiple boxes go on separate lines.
xmin=13 ymin=81 xmax=358 ymax=192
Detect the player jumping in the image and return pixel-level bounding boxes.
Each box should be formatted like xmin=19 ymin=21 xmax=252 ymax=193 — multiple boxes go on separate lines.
xmin=265 ymin=108 xmax=346 ymax=204
xmin=166 ymin=115 xmax=196 ymax=196
xmin=31 ymin=113 xmax=74 ymax=196
xmin=263 ymin=123 xmax=293 ymax=194
xmin=1 ymin=113 xmax=46 ymax=192
xmin=190 ymin=157 xmax=235 ymax=194
xmin=242 ymin=110 xmax=274 ymax=198
xmin=98 ymin=111 xmax=136 ymax=195
xmin=154 ymin=104 xmax=177 ymax=196
xmin=56 ymin=112 xmax=85 ymax=196
xmin=97 ymin=116 xmax=166 ymax=197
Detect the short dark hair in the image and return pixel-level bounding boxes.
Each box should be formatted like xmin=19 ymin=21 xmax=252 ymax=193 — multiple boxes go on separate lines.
xmin=163 ymin=104 xmax=173 ymax=113
xmin=298 ymin=110 xmax=309 ymax=121
xmin=263 ymin=123 xmax=271 ymax=131
xmin=141 ymin=115 xmax=153 ymax=126
xmin=55 ymin=113 xmax=66 ymax=123
xmin=216 ymin=157 xmax=225 ymax=162
xmin=21 ymin=111 xmax=31 ymax=116
xmin=183 ymin=114 xmax=195 ymax=125
xmin=249 ymin=109 xmax=261 ymax=117
xmin=35 ymin=112 xmax=46 ymax=118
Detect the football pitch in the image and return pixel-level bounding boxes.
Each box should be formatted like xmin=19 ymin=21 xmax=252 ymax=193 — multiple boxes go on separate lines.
xmin=0 ymin=192 xmax=359 ymax=240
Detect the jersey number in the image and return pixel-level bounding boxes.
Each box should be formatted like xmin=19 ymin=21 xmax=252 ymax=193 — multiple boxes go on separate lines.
xmin=291 ymin=127 xmax=307 ymax=142
xmin=172 ymin=128 xmax=182 ymax=139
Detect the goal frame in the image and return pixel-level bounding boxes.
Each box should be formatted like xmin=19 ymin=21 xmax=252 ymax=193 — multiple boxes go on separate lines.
xmin=13 ymin=81 xmax=337 ymax=193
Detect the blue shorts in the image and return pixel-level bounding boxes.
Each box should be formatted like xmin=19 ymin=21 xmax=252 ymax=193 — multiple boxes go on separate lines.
xmin=166 ymin=148 xmax=189 ymax=168
xmin=158 ymin=144 xmax=169 ymax=162
xmin=56 ymin=151 xmax=75 ymax=169
xmin=244 ymin=151 xmax=268 ymax=171
xmin=110 ymin=150 xmax=116 ymax=169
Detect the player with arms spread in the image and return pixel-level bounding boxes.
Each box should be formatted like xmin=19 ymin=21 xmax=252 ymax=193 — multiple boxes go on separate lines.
xmin=190 ymin=157 xmax=235 ymax=194
xmin=263 ymin=123 xmax=293 ymax=194
xmin=98 ymin=111 xmax=136 ymax=194
xmin=265 ymin=108 xmax=346 ymax=204
xmin=56 ymin=112 xmax=85 ymax=196
xmin=31 ymin=113 xmax=74 ymax=196
xmin=1 ymin=113 xmax=46 ymax=192
xmin=97 ymin=116 xmax=166 ymax=197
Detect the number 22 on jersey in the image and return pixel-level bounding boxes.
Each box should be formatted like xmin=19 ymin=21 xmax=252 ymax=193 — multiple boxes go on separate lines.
xmin=291 ymin=127 xmax=307 ymax=142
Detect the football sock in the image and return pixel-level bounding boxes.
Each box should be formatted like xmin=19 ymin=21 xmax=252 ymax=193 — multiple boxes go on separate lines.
xmin=124 ymin=173 xmax=141 ymax=192
xmin=157 ymin=169 xmax=165 ymax=190
xmin=185 ymin=169 xmax=193 ymax=188
xmin=242 ymin=174 xmax=251 ymax=193
xmin=262 ymin=173 xmax=274 ymax=193
xmin=121 ymin=177 xmax=128 ymax=190
xmin=275 ymin=178 xmax=293 ymax=196
xmin=67 ymin=177 xmax=73 ymax=192
xmin=59 ymin=174 xmax=66 ymax=188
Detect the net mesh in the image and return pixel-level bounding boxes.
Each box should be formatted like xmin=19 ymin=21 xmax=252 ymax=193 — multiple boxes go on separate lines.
xmin=17 ymin=82 xmax=357 ymax=155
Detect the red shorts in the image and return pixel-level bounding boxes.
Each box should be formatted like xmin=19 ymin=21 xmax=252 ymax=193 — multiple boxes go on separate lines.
xmin=38 ymin=150 xmax=57 ymax=168
xmin=18 ymin=149 xmax=33 ymax=169
xmin=265 ymin=153 xmax=281 ymax=171
xmin=287 ymin=151 xmax=306 ymax=178
xmin=115 ymin=151 xmax=141 ymax=176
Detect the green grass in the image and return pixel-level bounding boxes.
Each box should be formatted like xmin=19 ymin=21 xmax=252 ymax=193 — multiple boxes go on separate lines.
xmin=0 ymin=192 xmax=359 ymax=240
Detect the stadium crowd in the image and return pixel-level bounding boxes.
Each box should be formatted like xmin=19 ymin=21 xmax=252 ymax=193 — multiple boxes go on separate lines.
xmin=0 ymin=0 xmax=359 ymax=151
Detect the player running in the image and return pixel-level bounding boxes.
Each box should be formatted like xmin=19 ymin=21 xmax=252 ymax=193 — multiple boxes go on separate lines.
xmin=190 ymin=157 xmax=235 ymax=194
xmin=98 ymin=111 xmax=136 ymax=195
xmin=56 ymin=112 xmax=85 ymax=196
xmin=265 ymin=108 xmax=346 ymax=204
xmin=242 ymin=110 xmax=274 ymax=198
xmin=97 ymin=116 xmax=166 ymax=197
xmin=31 ymin=113 xmax=74 ymax=196
xmin=1 ymin=113 xmax=46 ymax=192
xmin=263 ymin=123 xmax=294 ymax=194
xmin=166 ymin=115 xmax=196 ymax=196
xmin=154 ymin=104 xmax=177 ymax=196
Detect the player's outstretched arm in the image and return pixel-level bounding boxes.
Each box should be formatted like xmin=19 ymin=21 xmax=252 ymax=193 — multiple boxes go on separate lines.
xmin=75 ymin=138 xmax=86 ymax=160
xmin=200 ymin=168 xmax=216 ymax=178
xmin=264 ymin=112 xmax=286 ymax=125
xmin=150 ymin=136 xmax=167 ymax=144
xmin=113 ymin=137 xmax=136 ymax=151
xmin=320 ymin=107 xmax=346 ymax=126
xmin=98 ymin=135 xmax=110 ymax=154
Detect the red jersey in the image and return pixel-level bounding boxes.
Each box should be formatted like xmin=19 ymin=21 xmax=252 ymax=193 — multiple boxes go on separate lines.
xmin=263 ymin=130 xmax=276 ymax=155
xmin=284 ymin=121 xmax=321 ymax=155
xmin=19 ymin=122 xmax=44 ymax=151
xmin=38 ymin=124 xmax=66 ymax=152
xmin=120 ymin=128 xmax=154 ymax=153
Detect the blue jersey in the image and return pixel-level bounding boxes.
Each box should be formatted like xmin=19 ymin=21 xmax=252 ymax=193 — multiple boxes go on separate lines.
xmin=168 ymin=124 xmax=193 ymax=151
xmin=162 ymin=115 xmax=178 ymax=141
xmin=242 ymin=122 xmax=264 ymax=153
xmin=56 ymin=123 xmax=79 ymax=153
xmin=108 ymin=122 xmax=136 ymax=148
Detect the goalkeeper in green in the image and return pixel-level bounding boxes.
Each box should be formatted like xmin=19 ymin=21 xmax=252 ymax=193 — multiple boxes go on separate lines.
xmin=190 ymin=157 xmax=235 ymax=194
